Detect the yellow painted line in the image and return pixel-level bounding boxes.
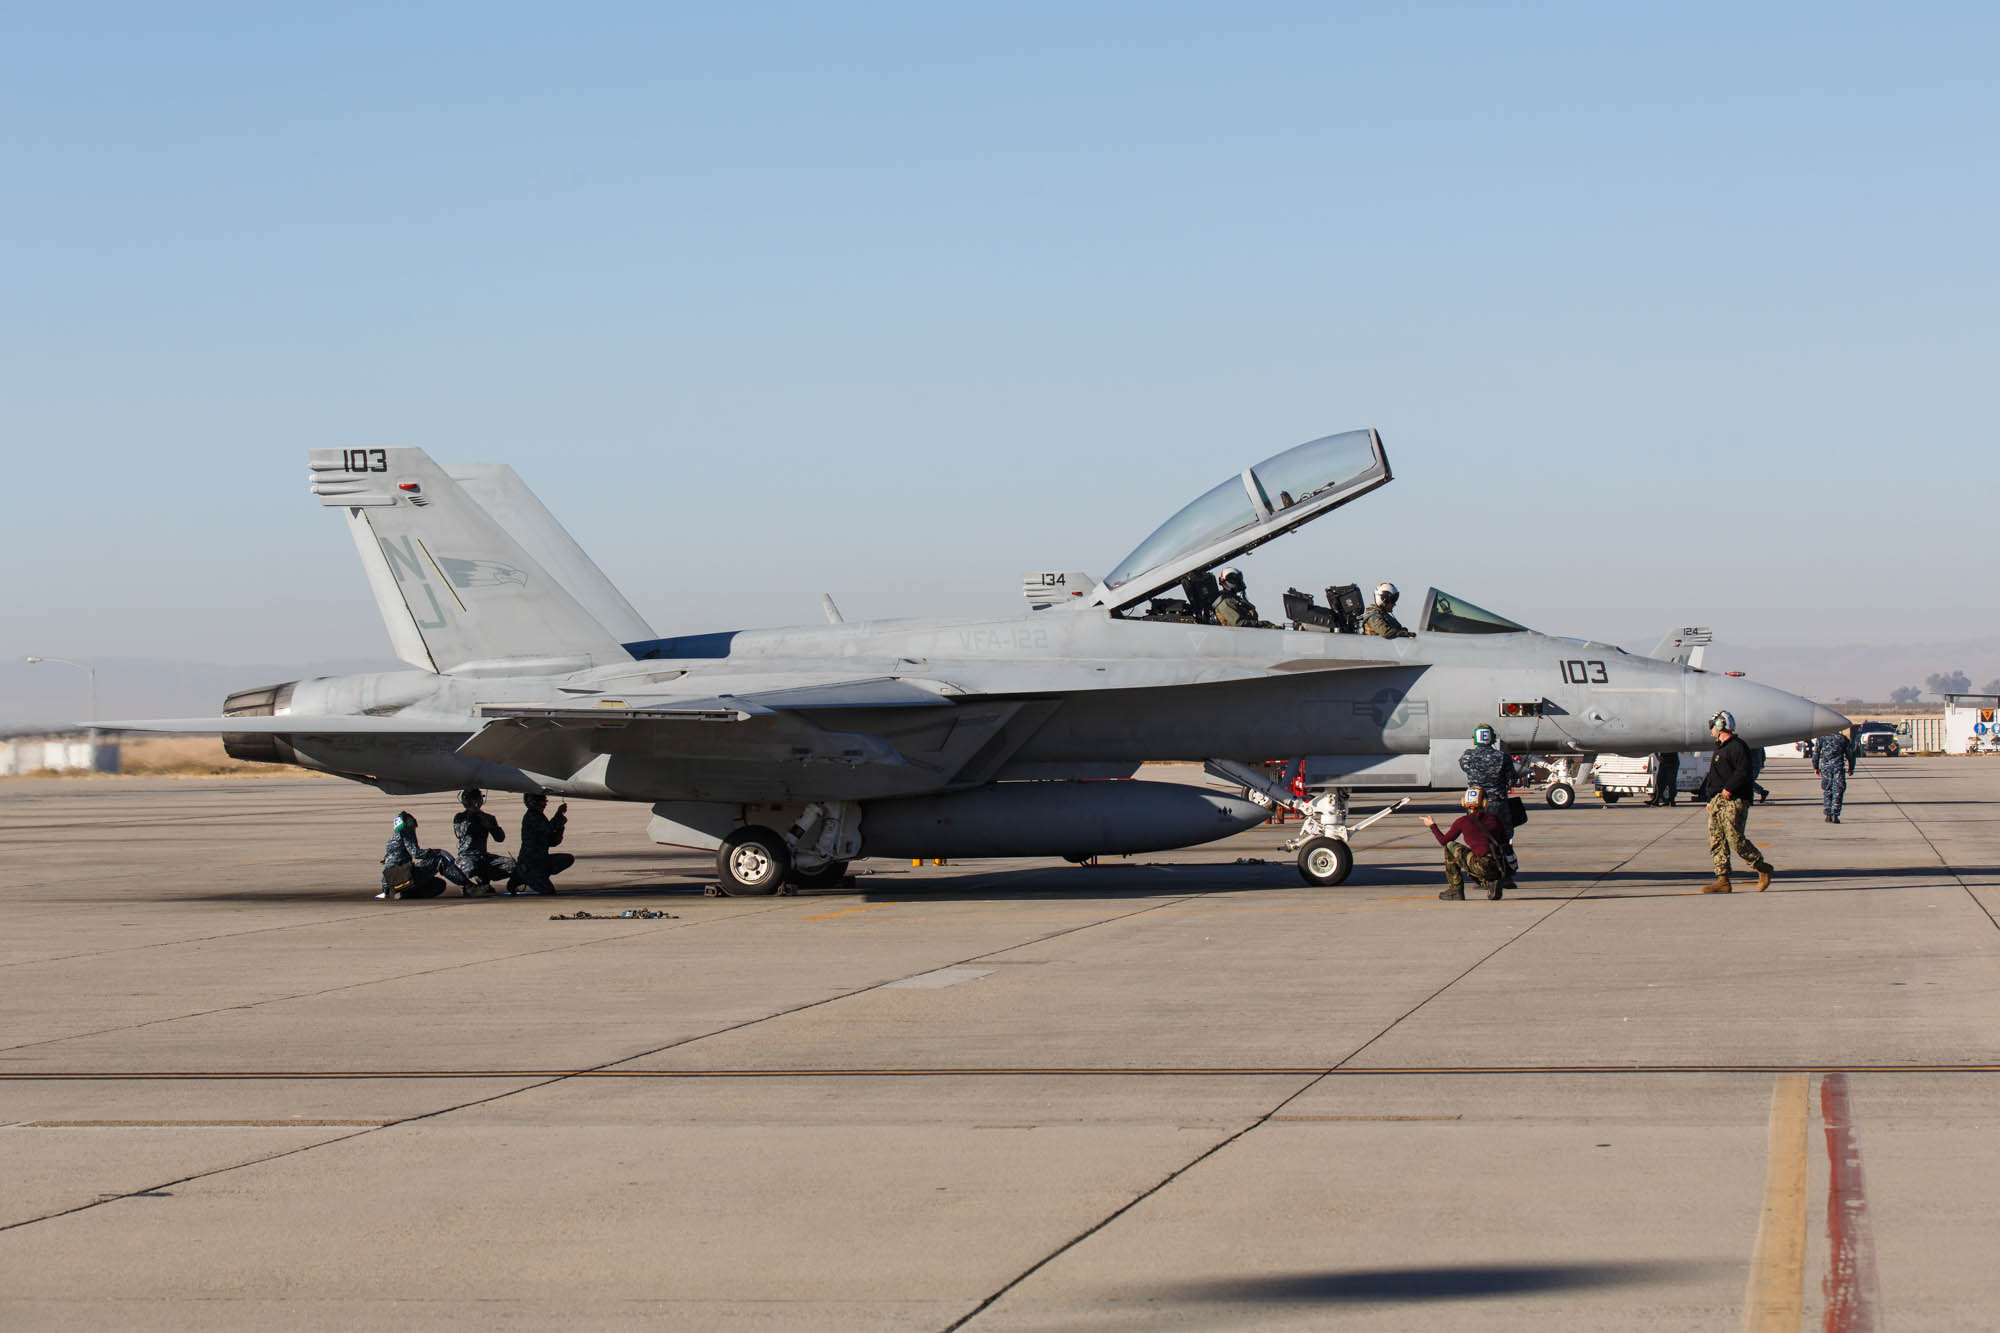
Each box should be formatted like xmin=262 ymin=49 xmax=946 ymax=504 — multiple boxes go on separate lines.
xmin=800 ymin=903 xmax=894 ymax=922
xmin=1743 ymin=1072 xmax=1811 ymax=1332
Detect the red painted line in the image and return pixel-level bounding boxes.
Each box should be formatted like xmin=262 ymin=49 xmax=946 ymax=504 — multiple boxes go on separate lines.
xmin=1819 ymin=1072 xmax=1882 ymax=1333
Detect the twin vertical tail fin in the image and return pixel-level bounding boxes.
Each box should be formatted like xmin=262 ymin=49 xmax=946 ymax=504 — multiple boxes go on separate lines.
xmin=1650 ymin=627 xmax=1713 ymax=669
xmin=309 ymin=448 xmax=639 ymax=675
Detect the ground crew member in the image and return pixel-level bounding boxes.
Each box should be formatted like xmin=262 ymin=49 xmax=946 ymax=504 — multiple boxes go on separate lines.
xmin=508 ymin=793 xmax=574 ymax=895
xmin=1422 ymin=788 xmax=1508 ymax=900
xmin=1698 ymin=711 xmax=1776 ymax=893
xmin=1458 ymin=725 xmax=1519 ymax=883
xmin=452 ymin=788 xmax=515 ymax=894
xmin=1360 ymin=582 xmax=1415 ymax=638
xmin=1213 ymin=567 xmax=1263 ymax=627
xmin=1812 ymin=729 xmax=1857 ymax=823
xmin=380 ymin=810 xmax=471 ymax=899
xmin=1647 ymin=751 xmax=1680 ymax=806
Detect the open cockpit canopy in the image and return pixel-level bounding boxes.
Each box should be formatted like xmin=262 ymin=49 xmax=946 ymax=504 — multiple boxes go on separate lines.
xmin=1092 ymin=429 xmax=1390 ymax=612
xmin=1415 ymin=588 xmax=1531 ymax=635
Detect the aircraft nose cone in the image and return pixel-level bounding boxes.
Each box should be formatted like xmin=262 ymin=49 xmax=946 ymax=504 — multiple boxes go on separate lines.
xmin=1699 ymin=675 xmax=1839 ymax=746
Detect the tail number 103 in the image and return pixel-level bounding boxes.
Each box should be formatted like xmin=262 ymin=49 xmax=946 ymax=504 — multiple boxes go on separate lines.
xmin=1560 ymin=660 xmax=1609 ymax=684
xmin=343 ymin=449 xmax=389 ymax=473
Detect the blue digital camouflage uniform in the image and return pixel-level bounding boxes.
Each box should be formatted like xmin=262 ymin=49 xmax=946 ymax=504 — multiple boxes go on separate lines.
xmin=1458 ymin=745 xmax=1519 ymax=838
xmin=1813 ymin=732 xmax=1857 ymax=819
xmin=1360 ymin=605 xmax=1415 ymax=638
xmin=382 ymin=823 xmax=469 ymax=897
xmin=510 ymin=803 xmax=574 ymax=894
xmin=453 ymin=808 xmax=515 ymax=885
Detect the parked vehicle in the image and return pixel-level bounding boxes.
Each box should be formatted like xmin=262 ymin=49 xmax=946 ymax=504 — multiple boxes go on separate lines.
xmin=1592 ymin=750 xmax=1711 ymax=804
xmin=1855 ymin=722 xmax=1901 ymax=757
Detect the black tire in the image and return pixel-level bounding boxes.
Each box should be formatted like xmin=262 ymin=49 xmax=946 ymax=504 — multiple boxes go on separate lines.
xmin=1601 ymin=792 xmax=1622 ymax=805
xmin=716 ymin=827 xmax=791 ymax=896
xmin=1063 ymin=853 xmax=1094 ymax=865
xmin=790 ymin=860 xmax=850 ymax=890
xmin=1547 ymin=783 xmax=1576 ymax=809
xmin=1297 ymin=837 xmax=1353 ymax=887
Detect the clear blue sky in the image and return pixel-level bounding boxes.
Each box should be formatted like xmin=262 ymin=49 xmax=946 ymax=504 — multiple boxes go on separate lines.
xmin=4 ymin=2 xmax=1994 ymax=669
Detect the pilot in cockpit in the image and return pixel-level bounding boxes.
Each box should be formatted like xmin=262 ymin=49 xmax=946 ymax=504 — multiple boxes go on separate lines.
xmin=1361 ymin=582 xmax=1416 ymax=639
xmin=1213 ymin=567 xmax=1264 ymax=628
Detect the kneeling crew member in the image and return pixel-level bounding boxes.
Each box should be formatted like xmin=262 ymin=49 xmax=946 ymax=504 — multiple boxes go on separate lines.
xmin=381 ymin=811 xmax=471 ymax=899
xmin=1361 ymin=582 xmax=1415 ymax=638
xmin=452 ymin=788 xmax=515 ymax=894
xmin=1422 ymin=788 xmax=1508 ymax=901
xmin=1698 ymin=710 xmax=1775 ymax=893
xmin=508 ymin=793 xmax=574 ymax=895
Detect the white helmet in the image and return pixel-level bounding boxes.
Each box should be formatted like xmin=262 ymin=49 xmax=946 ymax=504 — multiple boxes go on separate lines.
xmin=1376 ymin=582 xmax=1399 ymax=603
xmin=1709 ymin=710 xmax=1736 ymax=733
xmin=1218 ymin=566 xmax=1244 ymax=591
xmin=1460 ymin=786 xmax=1486 ymax=810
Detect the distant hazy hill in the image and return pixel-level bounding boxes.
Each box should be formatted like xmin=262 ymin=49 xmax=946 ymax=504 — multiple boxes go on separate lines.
xmin=1686 ymin=637 xmax=2000 ymax=701
xmin=0 ymin=657 xmax=405 ymax=731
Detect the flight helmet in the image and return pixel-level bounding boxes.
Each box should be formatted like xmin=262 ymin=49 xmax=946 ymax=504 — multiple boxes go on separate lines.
xmin=1376 ymin=581 xmax=1399 ymax=606
xmin=1218 ymin=566 xmax=1245 ymax=593
xmin=393 ymin=811 xmax=417 ymax=833
xmin=1709 ymin=710 xmax=1736 ymax=734
xmin=1460 ymin=787 xmax=1486 ymax=810
xmin=1472 ymin=724 xmax=1497 ymax=747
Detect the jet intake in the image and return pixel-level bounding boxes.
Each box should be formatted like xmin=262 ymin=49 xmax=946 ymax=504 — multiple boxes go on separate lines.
xmin=221 ymin=681 xmax=299 ymax=765
xmin=858 ymin=780 xmax=1268 ymax=860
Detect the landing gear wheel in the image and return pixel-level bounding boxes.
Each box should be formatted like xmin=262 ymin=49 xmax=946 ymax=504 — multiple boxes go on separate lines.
xmin=1601 ymin=792 xmax=1622 ymax=805
xmin=1547 ymin=783 xmax=1576 ymax=809
xmin=1297 ymin=837 xmax=1353 ymax=887
xmin=716 ymin=827 xmax=791 ymax=896
xmin=789 ymin=860 xmax=850 ymax=890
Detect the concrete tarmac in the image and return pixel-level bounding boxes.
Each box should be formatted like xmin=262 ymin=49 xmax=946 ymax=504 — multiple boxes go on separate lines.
xmin=1 ymin=757 xmax=1996 ymax=1329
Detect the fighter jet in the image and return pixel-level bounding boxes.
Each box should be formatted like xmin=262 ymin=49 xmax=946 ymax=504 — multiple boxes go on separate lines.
xmin=107 ymin=431 xmax=1847 ymax=892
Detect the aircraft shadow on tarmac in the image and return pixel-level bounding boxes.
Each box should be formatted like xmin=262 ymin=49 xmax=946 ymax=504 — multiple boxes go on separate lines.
xmin=172 ymin=859 xmax=1992 ymax=905
xmin=1162 ymin=1259 xmax=1716 ymax=1305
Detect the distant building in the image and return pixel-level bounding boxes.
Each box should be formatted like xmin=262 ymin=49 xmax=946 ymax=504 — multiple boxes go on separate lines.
xmin=1944 ymin=694 xmax=2000 ymax=755
xmin=0 ymin=732 xmax=120 ymax=776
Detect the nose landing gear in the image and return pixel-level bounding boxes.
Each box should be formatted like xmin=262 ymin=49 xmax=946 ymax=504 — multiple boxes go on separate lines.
xmin=1204 ymin=761 xmax=1412 ymax=888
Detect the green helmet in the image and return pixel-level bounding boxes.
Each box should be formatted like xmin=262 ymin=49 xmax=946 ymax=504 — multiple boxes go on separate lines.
xmin=1472 ymin=724 xmax=1497 ymax=747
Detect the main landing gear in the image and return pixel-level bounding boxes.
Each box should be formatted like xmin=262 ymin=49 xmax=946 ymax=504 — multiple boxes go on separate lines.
xmin=711 ymin=802 xmax=863 ymax=896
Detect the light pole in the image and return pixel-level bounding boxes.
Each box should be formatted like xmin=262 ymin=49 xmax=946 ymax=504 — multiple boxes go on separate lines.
xmin=25 ymin=656 xmax=96 ymax=729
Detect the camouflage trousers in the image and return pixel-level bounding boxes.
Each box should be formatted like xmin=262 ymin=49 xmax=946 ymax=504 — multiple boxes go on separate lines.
xmin=457 ymin=850 xmax=517 ymax=884
xmin=1442 ymin=843 xmax=1501 ymax=892
xmin=1706 ymin=795 xmax=1769 ymax=874
xmin=1819 ymin=768 xmax=1848 ymax=817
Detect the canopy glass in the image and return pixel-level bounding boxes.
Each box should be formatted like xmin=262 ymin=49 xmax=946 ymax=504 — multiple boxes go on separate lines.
xmin=1418 ymin=587 xmax=1531 ymax=635
xmin=1102 ymin=430 xmax=1384 ymax=594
